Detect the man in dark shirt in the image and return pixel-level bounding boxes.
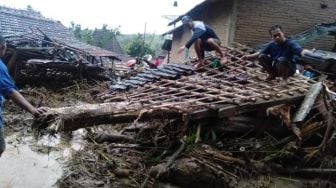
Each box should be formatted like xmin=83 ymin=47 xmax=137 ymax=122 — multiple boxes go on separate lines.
xmin=0 ymin=35 xmax=48 ymax=157
xmin=178 ymin=15 xmax=227 ymax=69
xmin=241 ymin=25 xmax=312 ymax=86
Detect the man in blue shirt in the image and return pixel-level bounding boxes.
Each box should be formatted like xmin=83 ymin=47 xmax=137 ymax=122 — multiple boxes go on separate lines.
xmin=0 ymin=35 xmax=48 ymax=157
xmin=178 ymin=15 xmax=227 ymax=69
xmin=241 ymin=25 xmax=313 ymax=86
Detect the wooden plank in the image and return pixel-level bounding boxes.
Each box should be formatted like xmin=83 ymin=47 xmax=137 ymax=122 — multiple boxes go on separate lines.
xmin=292 ymin=82 xmax=323 ymax=123
xmin=218 ymin=95 xmax=304 ymax=117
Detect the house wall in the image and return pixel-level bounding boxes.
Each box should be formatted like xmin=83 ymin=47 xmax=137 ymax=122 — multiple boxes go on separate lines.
xmin=234 ymin=0 xmax=336 ymax=50
xmin=170 ymin=27 xmax=186 ymax=63
xmin=169 ymin=0 xmax=234 ymax=63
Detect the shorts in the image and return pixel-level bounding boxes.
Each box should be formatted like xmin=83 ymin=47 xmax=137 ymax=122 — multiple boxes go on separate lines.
xmin=201 ymin=38 xmax=221 ymax=52
xmin=0 ymin=127 xmax=5 ymax=156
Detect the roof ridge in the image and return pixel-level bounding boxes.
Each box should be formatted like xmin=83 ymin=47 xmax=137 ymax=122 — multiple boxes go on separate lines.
xmin=0 ymin=6 xmax=52 ymax=21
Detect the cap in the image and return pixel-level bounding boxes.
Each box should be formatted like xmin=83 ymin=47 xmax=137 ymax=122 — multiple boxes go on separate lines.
xmin=181 ymin=15 xmax=192 ymax=25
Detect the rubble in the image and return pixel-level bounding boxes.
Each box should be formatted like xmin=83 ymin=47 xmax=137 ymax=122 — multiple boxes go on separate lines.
xmin=2 ymin=4 xmax=336 ymax=188
xmin=3 ymin=32 xmax=334 ymax=187
xmin=3 ymin=31 xmax=119 ymax=86
xmin=27 ymin=45 xmax=335 ymax=187
xmin=35 ymin=46 xmax=326 ymax=133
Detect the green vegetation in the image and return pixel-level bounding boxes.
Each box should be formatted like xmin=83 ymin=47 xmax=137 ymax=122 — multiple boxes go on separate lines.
xmin=124 ymin=34 xmax=154 ymax=57
xmin=117 ymin=33 xmax=164 ymax=54
xmin=68 ymin=22 xmax=164 ymax=57
xmin=69 ymin=22 xmax=94 ymax=44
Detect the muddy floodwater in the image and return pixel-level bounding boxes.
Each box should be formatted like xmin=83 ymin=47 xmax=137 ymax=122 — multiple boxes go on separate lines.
xmin=0 ymin=130 xmax=86 ymax=188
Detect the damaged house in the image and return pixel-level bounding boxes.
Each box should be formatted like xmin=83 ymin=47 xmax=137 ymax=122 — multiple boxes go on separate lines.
xmin=0 ymin=6 xmax=120 ymax=84
xmin=165 ymin=0 xmax=336 ymax=63
xmin=39 ymin=44 xmax=336 ymax=187
xmin=12 ymin=2 xmax=334 ymax=187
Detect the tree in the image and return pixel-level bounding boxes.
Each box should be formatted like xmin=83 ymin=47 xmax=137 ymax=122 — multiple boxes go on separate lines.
xmin=125 ymin=34 xmax=154 ymax=57
xmin=68 ymin=22 xmax=93 ymax=44
xmin=26 ymin=5 xmax=34 ymax=11
xmin=69 ymin=22 xmax=82 ymax=40
xmin=95 ymin=24 xmax=121 ymax=48
xmin=81 ymin=28 xmax=93 ymax=44
xmin=67 ymin=23 xmax=161 ymax=56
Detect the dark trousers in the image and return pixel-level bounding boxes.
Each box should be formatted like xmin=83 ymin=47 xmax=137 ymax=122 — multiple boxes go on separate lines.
xmin=0 ymin=127 xmax=5 ymax=156
xmin=258 ymin=54 xmax=295 ymax=79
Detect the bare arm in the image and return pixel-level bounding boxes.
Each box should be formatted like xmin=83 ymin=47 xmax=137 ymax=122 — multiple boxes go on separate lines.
xmin=241 ymin=51 xmax=261 ymax=61
xmin=7 ymin=90 xmax=48 ymax=116
xmin=300 ymin=49 xmax=315 ymax=57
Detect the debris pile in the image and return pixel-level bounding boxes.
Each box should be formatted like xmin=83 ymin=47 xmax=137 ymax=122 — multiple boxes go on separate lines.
xmin=3 ymin=30 xmax=120 ymax=86
xmin=31 ymin=45 xmax=336 ymax=187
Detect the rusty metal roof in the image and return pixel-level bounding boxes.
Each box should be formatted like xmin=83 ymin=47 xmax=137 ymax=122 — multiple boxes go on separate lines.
xmin=0 ymin=6 xmax=119 ymax=59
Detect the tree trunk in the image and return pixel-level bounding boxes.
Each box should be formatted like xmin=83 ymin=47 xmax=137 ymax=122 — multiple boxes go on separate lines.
xmin=34 ymin=102 xmax=182 ymax=132
xmin=293 ymin=82 xmax=323 ymax=123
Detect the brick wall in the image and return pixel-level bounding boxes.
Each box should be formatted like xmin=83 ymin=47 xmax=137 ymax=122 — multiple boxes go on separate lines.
xmin=170 ymin=27 xmax=186 ymax=63
xmin=234 ymin=0 xmax=336 ymax=50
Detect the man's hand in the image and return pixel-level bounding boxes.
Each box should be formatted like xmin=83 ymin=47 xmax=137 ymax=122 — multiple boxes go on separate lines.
xmin=178 ymin=46 xmax=185 ymax=54
xmin=240 ymin=52 xmax=261 ymax=61
xmin=32 ymin=107 xmax=49 ymax=117
xmin=240 ymin=55 xmax=249 ymax=61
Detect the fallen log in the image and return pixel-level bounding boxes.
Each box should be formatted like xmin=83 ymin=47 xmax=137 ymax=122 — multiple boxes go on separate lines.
xmin=33 ymin=102 xmax=183 ymax=133
xmin=293 ymin=82 xmax=323 ymax=122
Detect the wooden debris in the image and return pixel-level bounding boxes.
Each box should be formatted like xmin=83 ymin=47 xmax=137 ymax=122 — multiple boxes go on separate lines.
xmin=35 ymin=46 xmax=331 ymax=134
xmin=94 ymin=132 xmax=134 ymax=143
xmin=4 ymin=30 xmax=118 ymax=85
xmin=293 ymin=82 xmax=323 ymax=123
xmin=33 ymin=102 xmax=182 ymax=133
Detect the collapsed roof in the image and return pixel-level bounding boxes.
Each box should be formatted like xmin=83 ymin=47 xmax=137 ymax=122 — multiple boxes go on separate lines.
xmin=0 ymin=6 xmax=123 ymax=85
xmin=37 ymin=45 xmax=333 ymax=133
xmin=0 ymin=6 xmax=118 ymax=58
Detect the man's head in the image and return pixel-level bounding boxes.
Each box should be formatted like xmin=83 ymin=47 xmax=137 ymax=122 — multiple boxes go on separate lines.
xmin=181 ymin=15 xmax=192 ymax=28
xmin=269 ymin=25 xmax=286 ymax=44
xmin=0 ymin=35 xmax=6 ymax=57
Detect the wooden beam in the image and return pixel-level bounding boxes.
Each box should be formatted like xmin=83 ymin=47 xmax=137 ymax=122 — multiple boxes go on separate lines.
xmin=35 ymin=102 xmax=183 ymax=132
xmin=292 ymin=82 xmax=323 ymax=123
xmin=218 ymin=95 xmax=304 ymax=117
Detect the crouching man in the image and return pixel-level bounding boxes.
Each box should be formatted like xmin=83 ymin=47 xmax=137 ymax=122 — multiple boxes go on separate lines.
xmin=241 ymin=25 xmax=313 ymax=86
xmin=178 ymin=15 xmax=228 ymax=69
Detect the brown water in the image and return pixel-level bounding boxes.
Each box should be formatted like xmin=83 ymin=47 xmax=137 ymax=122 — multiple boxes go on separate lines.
xmin=0 ymin=129 xmax=86 ymax=188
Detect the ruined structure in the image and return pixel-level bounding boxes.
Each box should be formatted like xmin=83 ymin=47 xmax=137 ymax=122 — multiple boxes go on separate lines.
xmin=0 ymin=6 xmax=120 ymax=84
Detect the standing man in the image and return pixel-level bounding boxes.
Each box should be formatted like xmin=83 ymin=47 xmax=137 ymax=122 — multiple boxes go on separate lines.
xmin=178 ymin=15 xmax=227 ymax=69
xmin=0 ymin=35 xmax=48 ymax=157
xmin=241 ymin=25 xmax=312 ymax=86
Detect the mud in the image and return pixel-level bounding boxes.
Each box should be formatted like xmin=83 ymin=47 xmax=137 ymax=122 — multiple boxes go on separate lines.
xmin=0 ymin=83 xmax=102 ymax=188
xmin=0 ymin=134 xmax=62 ymax=187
